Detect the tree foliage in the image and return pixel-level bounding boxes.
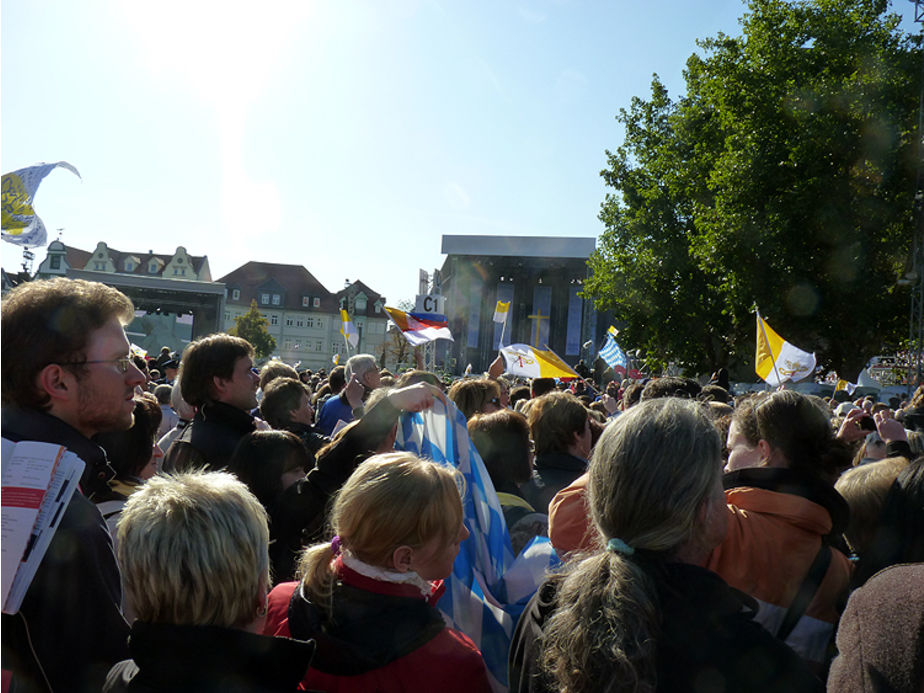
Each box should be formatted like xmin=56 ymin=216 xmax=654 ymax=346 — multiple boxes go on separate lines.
xmin=584 ymin=0 xmax=921 ymax=378
xmin=228 ymin=299 xmax=277 ymax=359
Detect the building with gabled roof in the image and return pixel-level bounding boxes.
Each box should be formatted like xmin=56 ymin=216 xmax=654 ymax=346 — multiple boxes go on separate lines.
xmin=35 ymin=240 xmax=211 ymax=282
xmin=218 ymin=262 xmax=388 ymax=370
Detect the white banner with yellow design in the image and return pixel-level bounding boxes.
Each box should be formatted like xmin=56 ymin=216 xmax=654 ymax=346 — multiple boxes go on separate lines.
xmin=755 ymin=313 xmax=816 ymax=386
xmin=500 ymin=343 xmax=578 ymax=379
xmin=2 ymin=162 xmax=81 ymax=248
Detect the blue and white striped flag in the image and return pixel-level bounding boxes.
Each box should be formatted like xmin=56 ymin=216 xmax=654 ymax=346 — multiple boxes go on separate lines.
xmin=396 ymin=399 xmax=560 ymax=691
xmin=599 ymin=332 xmax=628 ymax=371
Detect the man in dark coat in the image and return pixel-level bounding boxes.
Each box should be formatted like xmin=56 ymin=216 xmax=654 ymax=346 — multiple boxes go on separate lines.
xmin=162 ymin=334 xmax=259 ymax=472
xmin=1 ymin=278 xmax=147 ymax=692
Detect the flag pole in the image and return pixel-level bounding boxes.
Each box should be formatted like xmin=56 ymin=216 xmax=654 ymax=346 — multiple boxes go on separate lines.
xmin=756 ymin=307 xmax=784 ymax=387
xmin=499 ymin=312 xmax=508 ymax=348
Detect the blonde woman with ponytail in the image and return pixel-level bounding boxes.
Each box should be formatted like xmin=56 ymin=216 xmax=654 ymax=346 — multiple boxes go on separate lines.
xmin=509 ymin=398 xmax=821 ymax=693
xmin=262 ymin=452 xmax=491 ymax=692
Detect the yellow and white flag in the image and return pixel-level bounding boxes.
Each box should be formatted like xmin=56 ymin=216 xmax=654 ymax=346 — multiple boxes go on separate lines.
xmin=835 ymin=379 xmax=857 ymax=395
xmin=492 ymin=301 xmax=510 ymax=323
xmin=755 ymin=313 xmax=816 ymax=386
xmin=2 ymin=161 xmax=81 ymax=248
xmin=500 ymin=343 xmax=579 ymax=379
xmin=340 ymin=309 xmax=359 ymax=348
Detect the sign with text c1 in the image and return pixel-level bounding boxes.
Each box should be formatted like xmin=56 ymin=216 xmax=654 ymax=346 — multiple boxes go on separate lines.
xmin=415 ymin=294 xmax=445 ymax=314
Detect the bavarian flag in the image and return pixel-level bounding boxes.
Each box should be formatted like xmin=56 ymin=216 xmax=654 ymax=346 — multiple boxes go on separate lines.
xmin=755 ymin=312 xmax=816 ymax=386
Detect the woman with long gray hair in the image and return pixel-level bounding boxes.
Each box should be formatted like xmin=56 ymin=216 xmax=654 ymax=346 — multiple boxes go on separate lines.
xmin=509 ymin=398 xmax=820 ymax=693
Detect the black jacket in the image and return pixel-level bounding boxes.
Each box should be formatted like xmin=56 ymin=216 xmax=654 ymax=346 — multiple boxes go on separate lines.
xmin=519 ymin=451 xmax=587 ymax=515
xmin=162 ymin=401 xmax=255 ymax=472
xmin=1 ymin=407 xmax=130 ymax=693
xmin=266 ymin=396 xmax=406 ymax=581
xmin=103 ymin=621 xmax=314 ymax=693
xmin=509 ymin=562 xmax=822 ymax=693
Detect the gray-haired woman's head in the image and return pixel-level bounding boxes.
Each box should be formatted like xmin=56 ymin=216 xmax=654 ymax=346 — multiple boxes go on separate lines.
xmin=588 ymin=397 xmax=722 ymax=556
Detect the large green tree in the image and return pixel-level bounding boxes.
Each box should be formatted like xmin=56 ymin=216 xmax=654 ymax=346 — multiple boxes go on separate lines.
xmin=228 ymin=299 xmax=276 ymax=359
xmin=585 ymin=0 xmax=921 ymax=378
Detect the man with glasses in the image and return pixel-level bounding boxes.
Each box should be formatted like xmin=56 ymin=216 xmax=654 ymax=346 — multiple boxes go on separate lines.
xmin=162 ymin=333 xmax=260 ymax=473
xmin=2 ymin=277 xmax=146 ymax=692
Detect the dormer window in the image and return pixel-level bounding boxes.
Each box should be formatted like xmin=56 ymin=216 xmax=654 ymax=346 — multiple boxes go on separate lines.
xmin=261 ymin=293 xmax=270 ymax=305
xmin=149 ymin=261 xmax=158 ymax=273
xmin=272 ymin=294 xmax=281 ymax=306
xmin=232 ymin=289 xmax=241 ymax=300
xmin=354 ymin=295 xmax=367 ymax=312
xmin=125 ymin=260 xmax=134 ymax=272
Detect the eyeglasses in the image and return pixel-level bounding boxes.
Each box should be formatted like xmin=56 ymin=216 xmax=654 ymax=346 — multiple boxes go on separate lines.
xmin=489 ymin=398 xmax=501 ymax=406
xmin=59 ymin=356 xmax=134 ymax=373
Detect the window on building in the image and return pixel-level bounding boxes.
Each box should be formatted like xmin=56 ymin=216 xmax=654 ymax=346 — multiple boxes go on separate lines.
xmin=173 ymin=269 xmax=179 ymax=276
xmin=180 ymin=269 xmax=186 ymax=276
xmin=286 ymin=318 xmax=293 ymax=326
xmin=302 ymin=296 xmax=310 ymax=307
xmin=94 ymin=262 xmax=105 ymax=271
xmin=296 ymin=319 xmax=304 ymax=327
xmin=271 ymin=315 xmax=279 ymax=326
xmin=317 ymin=318 xmax=324 ymax=329
xmin=261 ymin=293 xmax=270 ymax=305
xmin=315 ymin=340 xmax=322 ymax=352
xmin=224 ymin=312 xmax=230 ymax=322
xmin=232 ymin=288 xmax=240 ymax=300
xmin=306 ymin=317 xmax=314 ymax=328
xmin=177 ymin=257 xmax=183 ymax=264
xmin=124 ymin=260 xmax=134 ymax=272
xmin=149 ymin=262 xmax=158 ymax=273
xmin=50 ymin=256 xmax=61 ymax=270
xmin=374 ymin=303 xmax=382 ymax=313
xmin=355 ymin=295 xmax=367 ymax=311
xmin=313 ymin=297 xmax=320 ymax=308
xmin=272 ymin=294 xmax=281 ymax=306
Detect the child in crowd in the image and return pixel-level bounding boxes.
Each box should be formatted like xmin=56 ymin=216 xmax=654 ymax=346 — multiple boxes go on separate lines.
xmin=262 ymin=452 xmax=491 ymax=692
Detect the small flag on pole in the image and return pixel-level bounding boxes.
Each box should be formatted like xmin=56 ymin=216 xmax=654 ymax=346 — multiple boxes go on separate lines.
xmin=340 ymin=309 xmax=359 ymax=348
xmin=2 ymin=162 xmax=81 ymax=249
xmin=499 ymin=343 xmax=579 ymax=379
xmin=755 ymin=312 xmax=816 ymax=386
xmin=492 ymin=301 xmax=510 ymax=323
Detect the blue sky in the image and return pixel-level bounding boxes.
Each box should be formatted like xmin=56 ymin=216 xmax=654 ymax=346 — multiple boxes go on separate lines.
xmin=3 ymin=1 xmax=919 ymax=305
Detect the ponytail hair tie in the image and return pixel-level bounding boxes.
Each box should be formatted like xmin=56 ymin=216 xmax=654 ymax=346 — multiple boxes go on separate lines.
xmin=606 ymin=537 xmax=635 ymax=556
xmin=330 ymin=535 xmax=342 ymax=556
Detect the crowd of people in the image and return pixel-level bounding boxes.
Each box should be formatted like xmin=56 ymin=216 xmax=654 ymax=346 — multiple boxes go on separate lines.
xmin=1 ymin=277 xmax=922 ymax=692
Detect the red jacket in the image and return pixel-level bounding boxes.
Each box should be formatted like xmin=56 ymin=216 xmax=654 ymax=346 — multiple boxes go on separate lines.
xmin=263 ymin=559 xmax=491 ymax=692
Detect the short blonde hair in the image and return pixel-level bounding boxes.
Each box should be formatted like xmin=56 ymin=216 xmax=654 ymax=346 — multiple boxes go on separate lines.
xmin=299 ymin=452 xmax=464 ymax=603
xmin=117 ymin=471 xmax=269 ymax=628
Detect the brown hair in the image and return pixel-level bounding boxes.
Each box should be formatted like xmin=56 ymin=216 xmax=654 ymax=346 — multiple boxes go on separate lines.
xmin=528 ymin=391 xmax=589 ymax=456
xmin=259 ymin=377 xmax=310 ymax=429
xmin=835 ymin=457 xmax=909 ymax=556
xmin=96 ymin=393 xmax=163 ymax=480
xmin=177 ymin=334 xmax=254 ymax=407
xmin=735 ymin=390 xmax=851 ymax=481
xmin=258 ymin=359 xmax=299 ymax=391
xmin=448 ymin=378 xmax=501 ymax=420
xmin=468 ymin=410 xmax=532 ymax=486
xmin=1 ymin=278 xmax=134 ymax=410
